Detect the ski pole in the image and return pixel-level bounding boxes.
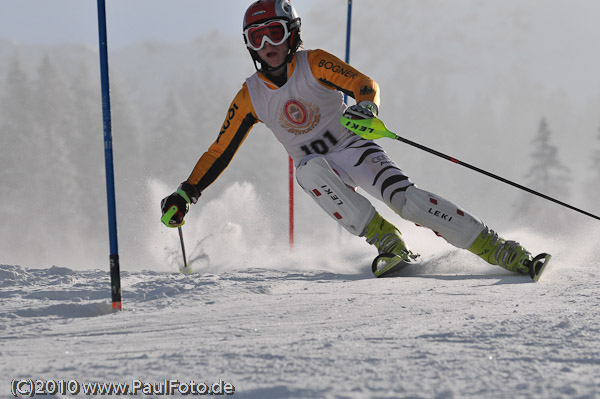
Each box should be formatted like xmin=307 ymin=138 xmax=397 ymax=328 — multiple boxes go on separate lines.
xmin=341 ymin=116 xmax=600 ymax=222
xmin=178 ymin=226 xmax=192 ymax=274
xmin=161 ymin=206 xmax=193 ymax=273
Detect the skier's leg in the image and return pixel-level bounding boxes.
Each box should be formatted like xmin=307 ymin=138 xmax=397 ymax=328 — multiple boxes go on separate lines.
xmin=397 ymin=186 xmax=532 ymax=273
xmin=398 ymin=185 xmax=483 ymax=248
xmin=327 ymin=139 xmax=532 ymax=273
xmin=296 ymin=155 xmax=374 ymax=236
xmin=295 ymin=155 xmax=415 ymax=259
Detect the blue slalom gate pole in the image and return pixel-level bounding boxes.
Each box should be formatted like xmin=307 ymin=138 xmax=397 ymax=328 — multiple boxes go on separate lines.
xmin=97 ymin=0 xmax=122 ymax=311
xmin=344 ymin=0 xmax=352 ymax=104
xmin=337 ymin=0 xmax=353 ymax=240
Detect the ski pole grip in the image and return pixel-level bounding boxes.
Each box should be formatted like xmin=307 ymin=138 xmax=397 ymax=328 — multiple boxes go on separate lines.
xmin=161 ymin=205 xmax=184 ymax=228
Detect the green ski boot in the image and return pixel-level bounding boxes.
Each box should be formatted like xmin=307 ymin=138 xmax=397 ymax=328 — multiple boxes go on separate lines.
xmin=469 ymin=226 xmax=551 ymax=281
xmin=362 ymin=212 xmax=419 ymax=277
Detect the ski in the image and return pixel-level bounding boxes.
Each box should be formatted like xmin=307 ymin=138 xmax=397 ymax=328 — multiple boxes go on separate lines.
xmin=527 ymin=253 xmax=551 ymax=282
xmin=372 ymin=252 xmax=420 ymax=278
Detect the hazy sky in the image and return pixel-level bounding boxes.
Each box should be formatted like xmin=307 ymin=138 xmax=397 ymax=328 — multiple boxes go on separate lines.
xmin=0 ymin=0 xmax=328 ymax=48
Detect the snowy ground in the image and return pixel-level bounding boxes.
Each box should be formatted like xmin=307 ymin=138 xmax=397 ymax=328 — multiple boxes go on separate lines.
xmin=2 ymin=223 xmax=599 ymax=399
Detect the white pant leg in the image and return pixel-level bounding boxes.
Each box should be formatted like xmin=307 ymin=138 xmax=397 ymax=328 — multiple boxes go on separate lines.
xmin=326 ymin=138 xmax=412 ymax=213
xmin=327 ymin=138 xmax=484 ymax=248
xmin=295 ymin=155 xmax=375 ymax=236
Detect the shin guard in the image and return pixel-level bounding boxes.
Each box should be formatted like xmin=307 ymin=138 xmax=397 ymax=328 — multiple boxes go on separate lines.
xmin=399 ymin=186 xmax=484 ymax=248
xmin=296 ymin=156 xmax=375 ymax=236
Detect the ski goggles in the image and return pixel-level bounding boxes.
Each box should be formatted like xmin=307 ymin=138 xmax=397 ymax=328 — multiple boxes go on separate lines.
xmin=244 ymin=19 xmax=291 ymax=51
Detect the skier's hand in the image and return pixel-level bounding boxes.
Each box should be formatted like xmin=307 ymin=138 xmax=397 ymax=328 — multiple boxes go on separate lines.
xmin=160 ymin=182 xmax=200 ymax=228
xmin=343 ymin=100 xmax=379 ymax=120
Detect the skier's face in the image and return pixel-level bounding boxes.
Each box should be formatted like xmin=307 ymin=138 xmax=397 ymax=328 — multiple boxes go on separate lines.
xmin=257 ymin=41 xmax=289 ymax=69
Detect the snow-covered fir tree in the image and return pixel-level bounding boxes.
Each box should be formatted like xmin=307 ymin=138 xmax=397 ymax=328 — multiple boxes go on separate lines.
xmin=514 ymin=117 xmax=571 ymax=229
xmin=584 ymin=124 xmax=600 ymax=212
xmin=592 ymin=126 xmax=600 ymax=172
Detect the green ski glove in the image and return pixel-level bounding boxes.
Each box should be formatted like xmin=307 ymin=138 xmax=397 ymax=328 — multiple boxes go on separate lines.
xmin=160 ymin=182 xmax=200 ymax=228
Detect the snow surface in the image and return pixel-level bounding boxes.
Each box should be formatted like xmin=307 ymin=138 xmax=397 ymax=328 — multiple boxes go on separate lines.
xmin=2 ymin=184 xmax=599 ymax=399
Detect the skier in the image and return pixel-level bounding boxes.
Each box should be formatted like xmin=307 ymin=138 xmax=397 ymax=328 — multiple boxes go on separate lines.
xmin=161 ymin=0 xmax=547 ymax=278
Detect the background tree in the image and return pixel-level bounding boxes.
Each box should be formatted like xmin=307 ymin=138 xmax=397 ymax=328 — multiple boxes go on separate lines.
xmin=68 ymin=62 xmax=105 ymax=239
xmin=0 ymin=55 xmax=35 ymax=254
xmin=514 ymin=117 xmax=572 ymax=229
xmin=0 ymin=55 xmax=33 ymax=194
xmin=583 ymin=124 xmax=600 ymax=213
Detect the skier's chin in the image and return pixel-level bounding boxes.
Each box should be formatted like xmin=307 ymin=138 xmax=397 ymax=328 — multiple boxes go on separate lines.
xmin=265 ymin=57 xmax=284 ymax=68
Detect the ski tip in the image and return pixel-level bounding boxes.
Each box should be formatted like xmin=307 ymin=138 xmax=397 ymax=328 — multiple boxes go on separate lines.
xmin=530 ymin=253 xmax=551 ymax=282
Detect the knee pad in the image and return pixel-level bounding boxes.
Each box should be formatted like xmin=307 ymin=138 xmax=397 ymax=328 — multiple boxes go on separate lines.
xmin=399 ymin=186 xmax=484 ymax=248
xmin=296 ymin=156 xmax=375 ymax=236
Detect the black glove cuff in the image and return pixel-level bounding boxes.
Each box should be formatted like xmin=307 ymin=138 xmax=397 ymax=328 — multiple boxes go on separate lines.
xmin=178 ymin=182 xmax=201 ymax=204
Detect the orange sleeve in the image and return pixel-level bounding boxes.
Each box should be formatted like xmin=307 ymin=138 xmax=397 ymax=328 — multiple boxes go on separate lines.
xmin=307 ymin=49 xmax=380 ymax=108
xmin=186 ymin=82 xmax=258 ymax=192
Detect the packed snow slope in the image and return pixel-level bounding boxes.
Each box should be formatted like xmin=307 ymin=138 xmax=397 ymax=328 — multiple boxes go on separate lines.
xmin=2 ymin=184 xmax=599 ymax=399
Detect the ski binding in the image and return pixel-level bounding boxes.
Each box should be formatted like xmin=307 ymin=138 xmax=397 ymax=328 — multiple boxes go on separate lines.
xmin=527 ymin=253 xmax=551 ymax=282
xmin=372 ymin=251 xmax=420 ymax=278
